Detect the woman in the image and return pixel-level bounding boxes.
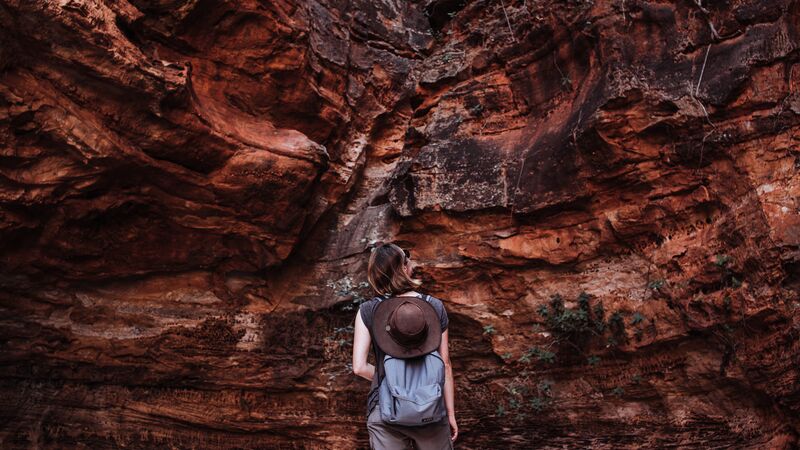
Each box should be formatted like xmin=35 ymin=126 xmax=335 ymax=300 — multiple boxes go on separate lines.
xmin=352 ymin=243 xmax=458 ymax=449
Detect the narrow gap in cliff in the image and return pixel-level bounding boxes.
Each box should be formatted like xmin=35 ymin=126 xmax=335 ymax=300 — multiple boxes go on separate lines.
xmin=369 ymin=192 xmax=390 ymax=206
xmin=409 ymin=95 xmax=424 ymax=111
xmin=425 ymin=0 xmax=469 ymax=31
xmin=781 ymin=259 xmax=800 ymax=290
xmin=114 ymin=17 xmax=144 ymax=48
xmin=510 ymin=196 xmax=593 ymax=224
xmin=699 ymin=280 xmax=724 ymax=295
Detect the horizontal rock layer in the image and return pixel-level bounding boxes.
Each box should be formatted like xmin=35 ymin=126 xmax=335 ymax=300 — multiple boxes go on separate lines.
xmin=1 ymin=0 xmax=799 ymax=448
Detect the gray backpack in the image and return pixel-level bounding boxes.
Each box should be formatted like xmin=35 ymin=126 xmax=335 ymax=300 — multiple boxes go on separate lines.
xmin=376 ymin=295 xmax=447 ymax=426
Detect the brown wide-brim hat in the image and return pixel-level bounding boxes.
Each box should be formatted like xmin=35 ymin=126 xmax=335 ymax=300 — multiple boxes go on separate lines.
xmin=373 ymin=295 xmax=442 ymax=358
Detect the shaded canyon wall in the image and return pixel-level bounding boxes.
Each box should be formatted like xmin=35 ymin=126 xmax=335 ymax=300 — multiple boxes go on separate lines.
xmin=1 ymin=0 xmax=799 ymax=448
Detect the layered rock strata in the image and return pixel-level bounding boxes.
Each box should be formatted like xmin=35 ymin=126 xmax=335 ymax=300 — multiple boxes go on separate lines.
xmin=1 ymin=0 xmax=799 ymax=448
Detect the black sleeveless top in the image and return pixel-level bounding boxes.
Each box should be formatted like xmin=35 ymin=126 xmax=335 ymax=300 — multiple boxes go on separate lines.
xmin=358 ymin=292 xmax=449 ymax=418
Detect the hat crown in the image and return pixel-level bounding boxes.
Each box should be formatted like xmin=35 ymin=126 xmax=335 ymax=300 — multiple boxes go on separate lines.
xmin=393 ymin=302 xmax=426 ymax=334
xmin=387 ymin=301 xmax=428 ymax=347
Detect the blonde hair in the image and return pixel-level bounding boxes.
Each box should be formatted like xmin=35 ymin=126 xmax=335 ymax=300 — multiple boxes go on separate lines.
xmin=367 ymin=243 xmax=421 ymax=296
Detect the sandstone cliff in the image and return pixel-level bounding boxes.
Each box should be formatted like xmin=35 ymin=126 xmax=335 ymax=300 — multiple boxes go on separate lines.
xmin=1 ymin=0 xmax=799 ymax=448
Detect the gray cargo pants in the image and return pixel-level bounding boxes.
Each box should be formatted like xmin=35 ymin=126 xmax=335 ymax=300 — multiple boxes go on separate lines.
xmin=367 ymin=405 xmax=454 ymax=449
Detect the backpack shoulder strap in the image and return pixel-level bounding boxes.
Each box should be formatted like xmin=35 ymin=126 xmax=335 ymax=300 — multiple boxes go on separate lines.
xmin=374 ymin=340 xmax=385 ymax=382
xmin=372 ymin=294 xmax=390 ymax=383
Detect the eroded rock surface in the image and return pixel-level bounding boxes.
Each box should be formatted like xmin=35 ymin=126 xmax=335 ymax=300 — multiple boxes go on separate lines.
xmin=1 ymin=0 xmax=799 ymax=448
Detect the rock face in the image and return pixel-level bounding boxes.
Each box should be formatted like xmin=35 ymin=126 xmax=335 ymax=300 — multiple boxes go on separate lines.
xmin=1 ymin=0 xmax=799 ymax=448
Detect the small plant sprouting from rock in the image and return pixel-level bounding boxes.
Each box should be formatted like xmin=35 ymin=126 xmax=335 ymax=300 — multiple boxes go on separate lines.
xmin=530 ymin=379 xmax=555 ymax=412
xmin=631 ymin=314 xmax=644 ymax=339
xmin=484 ymin=324 xmax=496 ymax=335
xmin=328 ymin=325 xmax=354 ymax=350
xmin=328 ymin=278 xmax=373 ymax=311
xmin=496 ymin=375 xmax=556 ymax=420
xmin=593 ymin=303 xmax=605 ymax=332
xmin=504 ymin=381 xmax=524 ymax=397
xmin=499 ymin=291 xmax=653 ymax=420
xmin=524 ymin=347 xmax=556 ymax=364
xmin=530 ymin=396 xmax=549 ymax=412
xmin=577 ymin=291 xmax=590 ymax=310
xmin=537 ymin=379 xmax=553 ymax=394
xmin=534 ymin=292 xmax=636 ymax=361
xmin=538 ymin=293 xmax=592 ymax=343
xmin=647 ymin=279 xmax=665 ymax=291
xmin=628 ymin=311 xmax=651 ymax=339
xmin=323 ymin=323 xmax=357 ymax=377
xmin=469 ymin=103 xmax=484 ymax=117
xmin=715 ymin=254 xmax=732 ymax=267
xmin=715 ymin=253 xmax=743 ymax=290
xmin=608 ymin=310 xmax=627 ymax=344
xmin=537 ymin=304 xmax=549 ymax=317
xmin=334 ymin=325 xmax=354 ymax=334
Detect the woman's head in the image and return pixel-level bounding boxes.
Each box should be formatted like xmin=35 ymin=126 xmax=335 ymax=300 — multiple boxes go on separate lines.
xmin=367 ymin=243 xmax=421 ymax=296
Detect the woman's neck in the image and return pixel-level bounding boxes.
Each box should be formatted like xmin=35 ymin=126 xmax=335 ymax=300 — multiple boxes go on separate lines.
xmin=396 ymin=290 xmax=420 ymax=297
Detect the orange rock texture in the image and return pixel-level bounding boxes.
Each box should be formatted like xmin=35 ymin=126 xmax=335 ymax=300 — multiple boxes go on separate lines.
xmin=1 ymin=0 xmax=799 ymax=448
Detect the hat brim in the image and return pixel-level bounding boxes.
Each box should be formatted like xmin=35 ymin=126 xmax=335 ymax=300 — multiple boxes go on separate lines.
xmin=372 ymin=296 xmax=442 ymax=358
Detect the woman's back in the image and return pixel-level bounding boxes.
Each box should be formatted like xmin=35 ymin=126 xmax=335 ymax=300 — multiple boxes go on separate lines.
xmin=358 ymin=291 xmax=450 ymax=418
xmin=351 ymin=242 xmax=458 ymax=447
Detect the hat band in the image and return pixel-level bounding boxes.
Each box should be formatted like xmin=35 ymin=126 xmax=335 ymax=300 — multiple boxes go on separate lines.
xmin=388 ymin=322 xmax=428 ymax=347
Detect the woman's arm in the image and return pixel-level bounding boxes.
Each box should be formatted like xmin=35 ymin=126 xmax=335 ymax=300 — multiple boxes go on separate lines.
xmin=439 ymin=329 xmax=458 ymax=442
xmin=352 ymin=309 xmax=375 ymax=381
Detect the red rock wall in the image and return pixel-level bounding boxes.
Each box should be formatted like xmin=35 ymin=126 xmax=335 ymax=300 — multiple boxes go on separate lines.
xmin=1 ymin=0 xmax=799 ymax=448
